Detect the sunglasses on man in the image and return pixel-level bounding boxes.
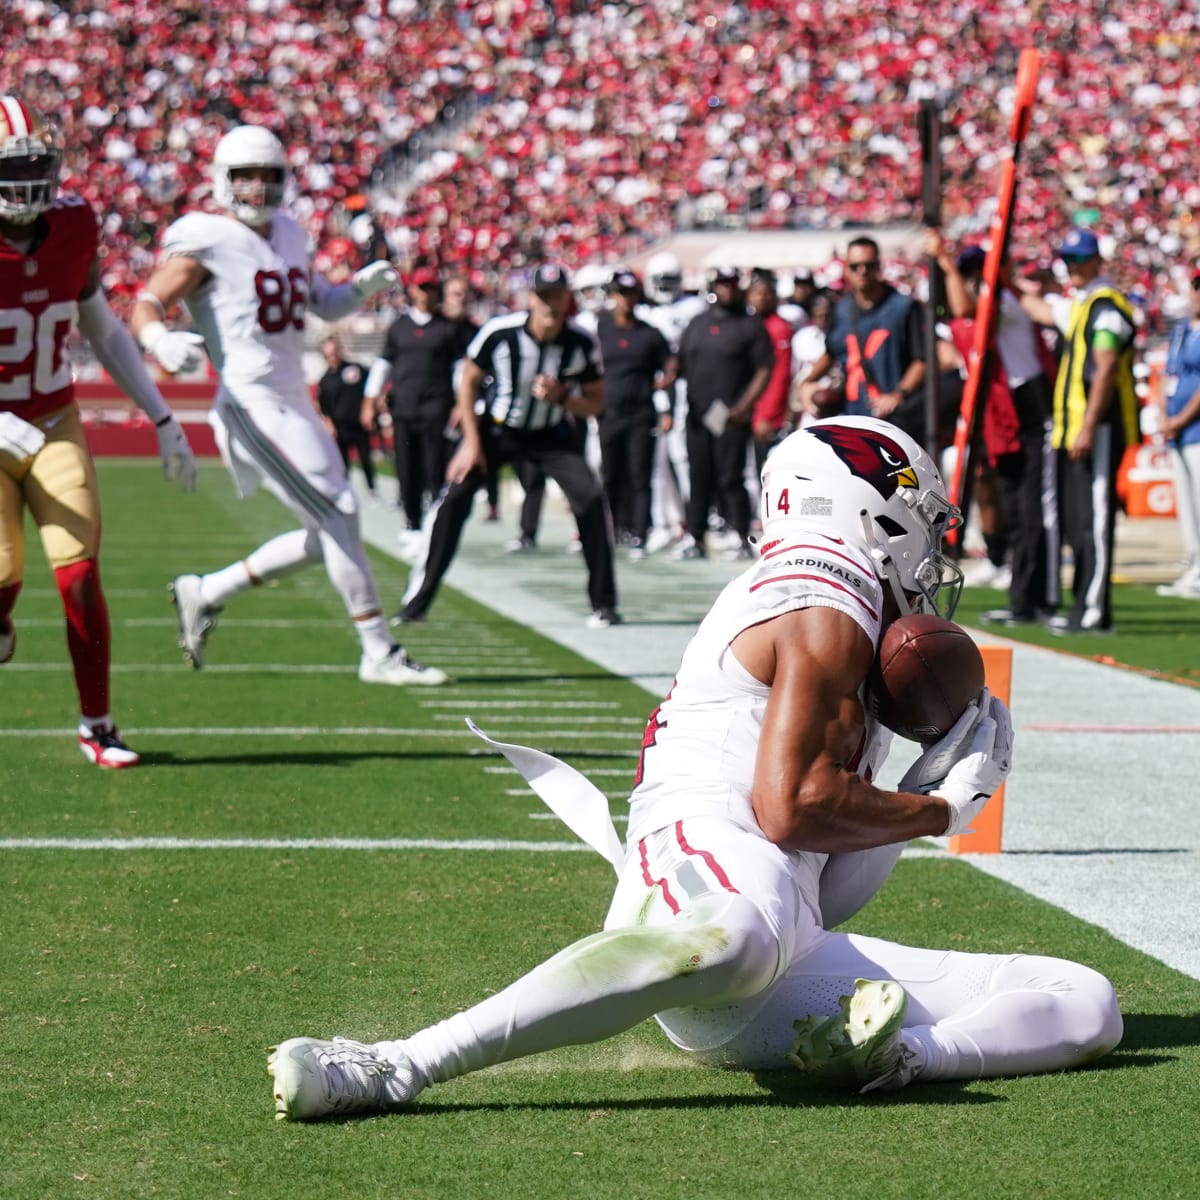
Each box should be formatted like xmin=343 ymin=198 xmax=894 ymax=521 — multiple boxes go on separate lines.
xmin=846 ymin=260 xmax=880 ymax=273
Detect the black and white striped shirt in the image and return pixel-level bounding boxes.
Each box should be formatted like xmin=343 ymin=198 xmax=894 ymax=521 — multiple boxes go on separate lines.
xmin=468 ymin=312 xmax=603 ymax=431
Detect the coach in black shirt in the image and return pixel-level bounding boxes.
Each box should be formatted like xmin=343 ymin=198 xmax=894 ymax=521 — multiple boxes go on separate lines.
xmin=317 ymin=337 xmax=376 ymax=495
xmin=596 ymin=269 xmax=673 ymax=557
xmin=365 ymin=266 xmax=474 ymax=531
xmin=677 ymin=265 xmax=774 ymax=559
xmin=393 ymin=262 xmax=621 ymax=627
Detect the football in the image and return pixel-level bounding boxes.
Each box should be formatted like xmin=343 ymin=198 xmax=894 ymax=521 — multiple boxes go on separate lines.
xmin=867 ymin=613 xmax=986 ymax=743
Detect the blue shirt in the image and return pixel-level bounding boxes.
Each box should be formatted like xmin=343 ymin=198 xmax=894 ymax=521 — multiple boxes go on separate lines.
xmin=1165 ymin=318 xmax=1200 ymax=448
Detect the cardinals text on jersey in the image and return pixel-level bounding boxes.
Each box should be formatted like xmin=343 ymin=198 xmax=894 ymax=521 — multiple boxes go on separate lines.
xmin=160 ymin=210 xmax=311 ymax=409
xmin=0 ymin=195 xmax=97 ymax=420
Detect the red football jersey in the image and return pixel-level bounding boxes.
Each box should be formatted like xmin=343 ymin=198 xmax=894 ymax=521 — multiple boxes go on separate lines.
xmin=0 ymin=195 xmax=98 ymax=419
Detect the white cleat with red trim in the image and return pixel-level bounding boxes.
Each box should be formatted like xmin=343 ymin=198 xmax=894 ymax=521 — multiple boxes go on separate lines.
xmin=78 ymin=724 xmax=141 ymax=769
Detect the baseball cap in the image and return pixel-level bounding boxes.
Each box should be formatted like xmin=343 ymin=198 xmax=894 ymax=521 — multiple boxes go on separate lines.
xmin=409 ymin=266 xmax=440 ymax=288
xmin=1057 ymin=228 xmax=1100 ymax=260
xmin=608 ymin=269 xmax=641 ymax=292
xmin=955 ymin=244 xmax=987 ymax=272
xmin=532 ymin=262 xmax=571 ymax=293
xmin=710 ymin=265 xmax=741 ymax=284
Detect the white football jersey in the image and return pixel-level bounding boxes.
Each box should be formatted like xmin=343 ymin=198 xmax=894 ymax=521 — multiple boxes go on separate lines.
xmin=161 ymin=210 xmax=311 ymax=409
xmin=626 ymin=528 xmax=889 ymax=911
xmin=638 ymin=294 xmax=707 ymax=353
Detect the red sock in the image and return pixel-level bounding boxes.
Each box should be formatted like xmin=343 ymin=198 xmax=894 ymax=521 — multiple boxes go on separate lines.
xmin=54 ymin=559 xmax=110 ymax=721
xmin=0 ymin=581 xmax=19 ymax=626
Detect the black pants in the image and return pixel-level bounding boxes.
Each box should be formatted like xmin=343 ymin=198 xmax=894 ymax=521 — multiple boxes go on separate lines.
xmin=1055 ymin=420 xmax=1124 ymax=630
xmin=685 ymin=420 xmax=751 ymax=545
xmin=332 ymin=420 xmax=376 ymax=491
xmin=514 ymin=457 xmax=547 ymax=542
xmin=599 ymin=411 xmax=656 ymax=542
xmin=995 ymin=375 xmax=1055 ymax=615
xmin=392 ymin=410 xmax=451 ymax=531
xmin=400 ymin=422 xmax=617 ymax=620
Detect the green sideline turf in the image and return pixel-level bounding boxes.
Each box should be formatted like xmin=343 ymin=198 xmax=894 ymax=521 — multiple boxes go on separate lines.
xmin=956 ymin=580 xmax=1200 ymax=686
xmin=2 ymin=461 xmax=1198 ymax=1200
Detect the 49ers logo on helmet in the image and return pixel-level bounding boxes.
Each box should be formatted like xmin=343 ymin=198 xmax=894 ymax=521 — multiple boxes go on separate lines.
xmin=809 ymin=424 xmax=919 ymax=500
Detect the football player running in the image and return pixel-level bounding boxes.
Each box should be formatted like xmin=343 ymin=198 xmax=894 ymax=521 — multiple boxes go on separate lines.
xmin=131 ymin=125 xmax=445 ymax=686
xmin=269 ymin=416 xmax=1121 ymax=1120
xmin=0 ymin=96 xmax=197 ymax=768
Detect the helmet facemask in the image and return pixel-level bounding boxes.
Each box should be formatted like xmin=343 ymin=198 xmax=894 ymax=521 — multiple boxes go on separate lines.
xmin=212 ymin=125 xmax=289 ymax=226
xmin=0 ymin=99 xmax=61 ymax=224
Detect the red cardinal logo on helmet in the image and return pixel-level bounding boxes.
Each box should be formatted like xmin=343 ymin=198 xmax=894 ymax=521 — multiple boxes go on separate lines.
xmin=809 ymin=424 xmax=919 ymax=499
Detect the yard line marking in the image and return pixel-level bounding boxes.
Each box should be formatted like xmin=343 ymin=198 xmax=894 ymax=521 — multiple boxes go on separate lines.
xmin=0 ymin=837 xmax=603 ymax=854
xmin=0 ymin=663 xmax=570 ymax=678
xmin=431 ymin=713 xmax=642 ymax=725
xmin=0 ymin=836 xmax=947 ymax=859
xmin=485 ymin=765 xmax=635 ymax=775
xmin=420 ymin=699 xmax=621 ymax=709
xmin=528 ymin=811 xmax=629 ymax=822
xmin=0 ymin=725 xmax=637 ymax=739
xmin=510 ymin=788 xmax=628 ymax=799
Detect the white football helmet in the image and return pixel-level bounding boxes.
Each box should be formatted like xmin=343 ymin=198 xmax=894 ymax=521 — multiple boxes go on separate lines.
xmin=573 ymin=262 xmax=610 ymax=314
xmin=645 ymin=251 xmax=683 ymax=304
xmin=212 ymin=125 xmax=288 ymax=226
xmin=0 ymin=96 xmax=61 ymax=224
xmin=759 ymin=416 xmax=963 ymax=617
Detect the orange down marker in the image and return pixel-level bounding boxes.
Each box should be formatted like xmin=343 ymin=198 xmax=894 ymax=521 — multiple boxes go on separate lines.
xmin=948 ymin=643 xmax=1012 ymax=855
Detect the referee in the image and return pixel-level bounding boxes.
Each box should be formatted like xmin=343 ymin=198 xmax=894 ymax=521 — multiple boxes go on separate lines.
xmin=392 ymin=262 xmax=621 ymax=627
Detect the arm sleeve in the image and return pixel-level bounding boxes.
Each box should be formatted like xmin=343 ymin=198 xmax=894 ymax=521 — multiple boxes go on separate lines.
xmin=76 ymin=290 xmax=171 ymax=424
xmin=364 ymin=358 xmax=391 ymax=399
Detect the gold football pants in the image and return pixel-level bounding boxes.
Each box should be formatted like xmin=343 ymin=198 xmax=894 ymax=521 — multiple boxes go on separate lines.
xmin=0 ymin=404 xmax=101 ymax=586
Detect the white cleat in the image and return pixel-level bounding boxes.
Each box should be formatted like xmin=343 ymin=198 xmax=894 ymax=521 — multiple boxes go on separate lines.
xmin=78 ymin=724 xmax=141 ymax=769
xmin=789 ymin=978 xmax=911 ymax=1093
xmin=268 ymin=1036 xmax=423 ymax=1121
xmin=359 ymin=647 xmax=448 ymax=686
xmin=169 ymin=574 xmax=219 ymax=669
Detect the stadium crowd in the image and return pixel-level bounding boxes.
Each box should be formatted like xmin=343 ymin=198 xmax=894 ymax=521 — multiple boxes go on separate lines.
xmin=7 ymin=0 xmax=1200 ymax=325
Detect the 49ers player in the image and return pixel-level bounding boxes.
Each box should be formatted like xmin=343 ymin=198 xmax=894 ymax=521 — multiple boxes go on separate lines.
xmin=0 ymin=96 xmax=197 ymax=768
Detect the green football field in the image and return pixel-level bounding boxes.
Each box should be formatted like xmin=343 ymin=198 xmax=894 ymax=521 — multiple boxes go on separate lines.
xmin=3 ymin=461 xmax=1199 ymax=1200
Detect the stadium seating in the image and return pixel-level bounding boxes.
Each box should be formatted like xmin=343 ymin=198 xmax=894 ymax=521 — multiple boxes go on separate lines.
xmin=7 ymin=0 xmax=1198 ymax=326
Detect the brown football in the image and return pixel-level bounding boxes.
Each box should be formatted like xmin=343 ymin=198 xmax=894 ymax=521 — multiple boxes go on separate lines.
xmin=866 ymin=613 xmax=986 ymax=743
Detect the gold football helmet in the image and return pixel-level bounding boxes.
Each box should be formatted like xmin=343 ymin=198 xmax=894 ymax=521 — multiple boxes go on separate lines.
xmin=0 ymin=96 xmax=62 ymax=224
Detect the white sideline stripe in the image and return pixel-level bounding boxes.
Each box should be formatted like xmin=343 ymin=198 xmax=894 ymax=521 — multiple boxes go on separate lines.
xmin=0 ymin=725 xmax=635 ymax=739
xmin=0 ymin=836 xmax=947 ymax=860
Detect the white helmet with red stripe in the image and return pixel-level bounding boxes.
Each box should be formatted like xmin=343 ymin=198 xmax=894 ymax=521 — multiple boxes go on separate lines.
xmin=759 ymin=416 xmax=964 ymax=617
xmin=0 ymin=96 xmax=62 ymax=224
xmin=212 ymin=124 xmax=288 ymax=226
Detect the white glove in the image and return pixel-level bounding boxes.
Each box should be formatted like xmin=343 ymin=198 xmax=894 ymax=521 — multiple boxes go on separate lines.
xmin=155 ymin=415 xmax=198 ymax=492
xmin=0 ymin=410 xmax=47 ymax=462
xmin=899 ymin=689 xmax=1014 ymax=837
xmin=139 ymin=321 xmax=206 ymax=375
xmin=352 ymin=261 xmax=398 ymax=300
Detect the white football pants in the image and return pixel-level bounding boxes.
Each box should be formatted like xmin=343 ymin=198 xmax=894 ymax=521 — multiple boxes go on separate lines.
xmin=207 ymin=399 xmax=382 ymax=618
xmin=394 ymin=817 xmax=1121 ymax=1088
